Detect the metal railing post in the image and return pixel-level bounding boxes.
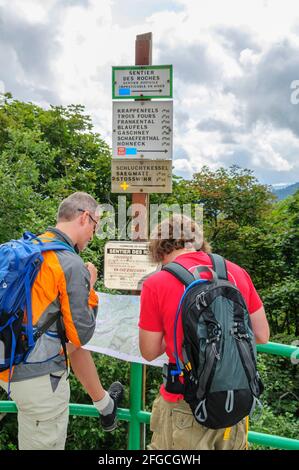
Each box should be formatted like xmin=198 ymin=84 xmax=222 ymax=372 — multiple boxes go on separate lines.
xmin=128 ymin=362 xmax=143 ymax=450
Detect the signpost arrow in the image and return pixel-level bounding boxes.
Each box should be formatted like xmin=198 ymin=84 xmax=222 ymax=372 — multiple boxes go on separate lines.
xmin=138 ymin=149 xmax=168 ymax=153
xmin=131 ymin=89 xmax=163 ymax=93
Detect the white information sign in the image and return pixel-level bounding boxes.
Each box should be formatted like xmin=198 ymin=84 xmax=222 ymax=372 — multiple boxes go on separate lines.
xmin=112 ymin=101 xmax=173 ymax=159
xmin=104 ymin=241 xmax=158 ymax=290
xmin=112 ymin=65 xmax=172 ymax=99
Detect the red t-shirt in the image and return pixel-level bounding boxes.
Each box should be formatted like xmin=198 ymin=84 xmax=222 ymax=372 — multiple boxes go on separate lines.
xmin=139 ymin=251 xmax=263 ymax=402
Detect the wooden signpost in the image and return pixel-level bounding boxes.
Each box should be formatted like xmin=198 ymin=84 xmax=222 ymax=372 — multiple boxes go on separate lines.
xmin=108 ymin=32 xmax=173 ymax=449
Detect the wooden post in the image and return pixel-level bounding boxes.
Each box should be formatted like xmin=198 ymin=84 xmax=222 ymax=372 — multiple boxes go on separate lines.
xmin=131 ymin=33 xmax=152 ymax=240
xmin=135 ymin=32 xmax=152 ymax=66
xmin=131 ymin=32 xmax=152 ymax=450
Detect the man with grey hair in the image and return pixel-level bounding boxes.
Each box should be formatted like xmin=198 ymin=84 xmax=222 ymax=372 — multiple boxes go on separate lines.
xmin=0 ymin=192 xmax=123 ymax=450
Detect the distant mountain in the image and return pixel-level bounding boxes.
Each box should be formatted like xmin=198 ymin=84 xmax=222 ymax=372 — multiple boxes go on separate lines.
xmin=272 ymin=182 xmax=299 ymax=200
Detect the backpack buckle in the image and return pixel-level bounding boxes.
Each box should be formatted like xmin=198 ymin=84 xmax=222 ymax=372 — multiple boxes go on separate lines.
xmin=162 ymin=363 xmax=185 ymax=394
xmin=231 ymin=321 xmax=249 ymax=340
xmin=196 ymin=292 xmax=208 ymax=309
xmin=206 ymin=322 xmax=222 ymax=342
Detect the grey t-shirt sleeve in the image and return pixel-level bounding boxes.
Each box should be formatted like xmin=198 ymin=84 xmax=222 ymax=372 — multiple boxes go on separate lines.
xmin=57 ymin=251 xmax=96 ymax=346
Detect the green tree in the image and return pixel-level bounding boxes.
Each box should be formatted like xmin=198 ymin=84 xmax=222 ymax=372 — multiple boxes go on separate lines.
xmin=190 ymin=165 xmax=274 ymax=230
xmin=0 ymin=97 xmax=112 ymax=245
xmin=259 ymin=191 xmax=299 ymax=335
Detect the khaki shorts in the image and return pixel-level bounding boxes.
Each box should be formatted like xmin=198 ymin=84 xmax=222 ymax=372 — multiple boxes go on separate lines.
xmin=0 ymin=371 xmax=70 ymax=450
xmin=148 ymin=394 xmax=248 ymax=450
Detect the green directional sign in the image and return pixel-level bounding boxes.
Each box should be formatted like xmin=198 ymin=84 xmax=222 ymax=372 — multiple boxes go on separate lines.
xmin=112 ymin=65 xmax=173 ymax=99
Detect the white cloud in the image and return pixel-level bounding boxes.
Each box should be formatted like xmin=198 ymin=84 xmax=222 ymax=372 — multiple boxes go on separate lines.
xmin=175 ymin=0 xmax=298 ymax=43
xmin=239 ymin=49 xmax=261 ymax=68
xmin=6 ymin=0 xmax=57 ymax=23
xmin=248 ymin=124 xmax=299 ymax=172
xmin=173 ymin=158 xmax=194 ymax=179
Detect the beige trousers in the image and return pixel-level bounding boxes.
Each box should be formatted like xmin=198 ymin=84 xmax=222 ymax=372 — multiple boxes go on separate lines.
xmin=148 ymin=394 xmax=248 ymax=450
xmin=0 ymin=371 xmax=70 ymax=450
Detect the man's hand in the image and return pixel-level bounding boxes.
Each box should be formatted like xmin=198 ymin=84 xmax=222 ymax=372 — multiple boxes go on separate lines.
xmin=85 ymin=262 xmax=98 ymax=289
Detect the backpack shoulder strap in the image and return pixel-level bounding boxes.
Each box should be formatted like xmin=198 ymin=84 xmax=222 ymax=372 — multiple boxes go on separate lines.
xmin=33 ymin=312 xmax=60 ymax=340
xmin=162 ymin=262 xmax=195 ymax=287
xmin=39 ymin=239 xmax=76 ymax=254
xmin=22 ymin=233 xmax=76 ymax=255
xmin=208 ymin=253 xmax=228 ymax=280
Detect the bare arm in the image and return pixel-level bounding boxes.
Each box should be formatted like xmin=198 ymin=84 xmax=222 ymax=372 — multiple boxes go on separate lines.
xmin=139 ymin=329 xmax=166 ymax=362
xmin=250 ymin=306 xmax=270 ymax=344
xmin=67 ymin=344 xmax=105 ymax=401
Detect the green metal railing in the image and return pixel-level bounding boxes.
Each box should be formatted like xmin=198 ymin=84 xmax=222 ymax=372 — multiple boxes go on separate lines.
xmin=0 ymin=341 xmax=298 ymax=450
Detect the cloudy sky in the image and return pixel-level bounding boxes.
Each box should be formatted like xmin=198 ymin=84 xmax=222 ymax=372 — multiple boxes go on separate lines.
xmin=0 ymin=0 xmax=299 ymax=186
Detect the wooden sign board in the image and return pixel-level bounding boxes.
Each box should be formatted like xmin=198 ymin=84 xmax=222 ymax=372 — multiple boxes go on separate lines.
xmin=111 ymin=159 xmax=172 ymax=193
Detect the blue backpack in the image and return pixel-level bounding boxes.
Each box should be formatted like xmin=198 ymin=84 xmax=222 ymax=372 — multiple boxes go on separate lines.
xmin=0 ymin=231 xmax=75 ymax=385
